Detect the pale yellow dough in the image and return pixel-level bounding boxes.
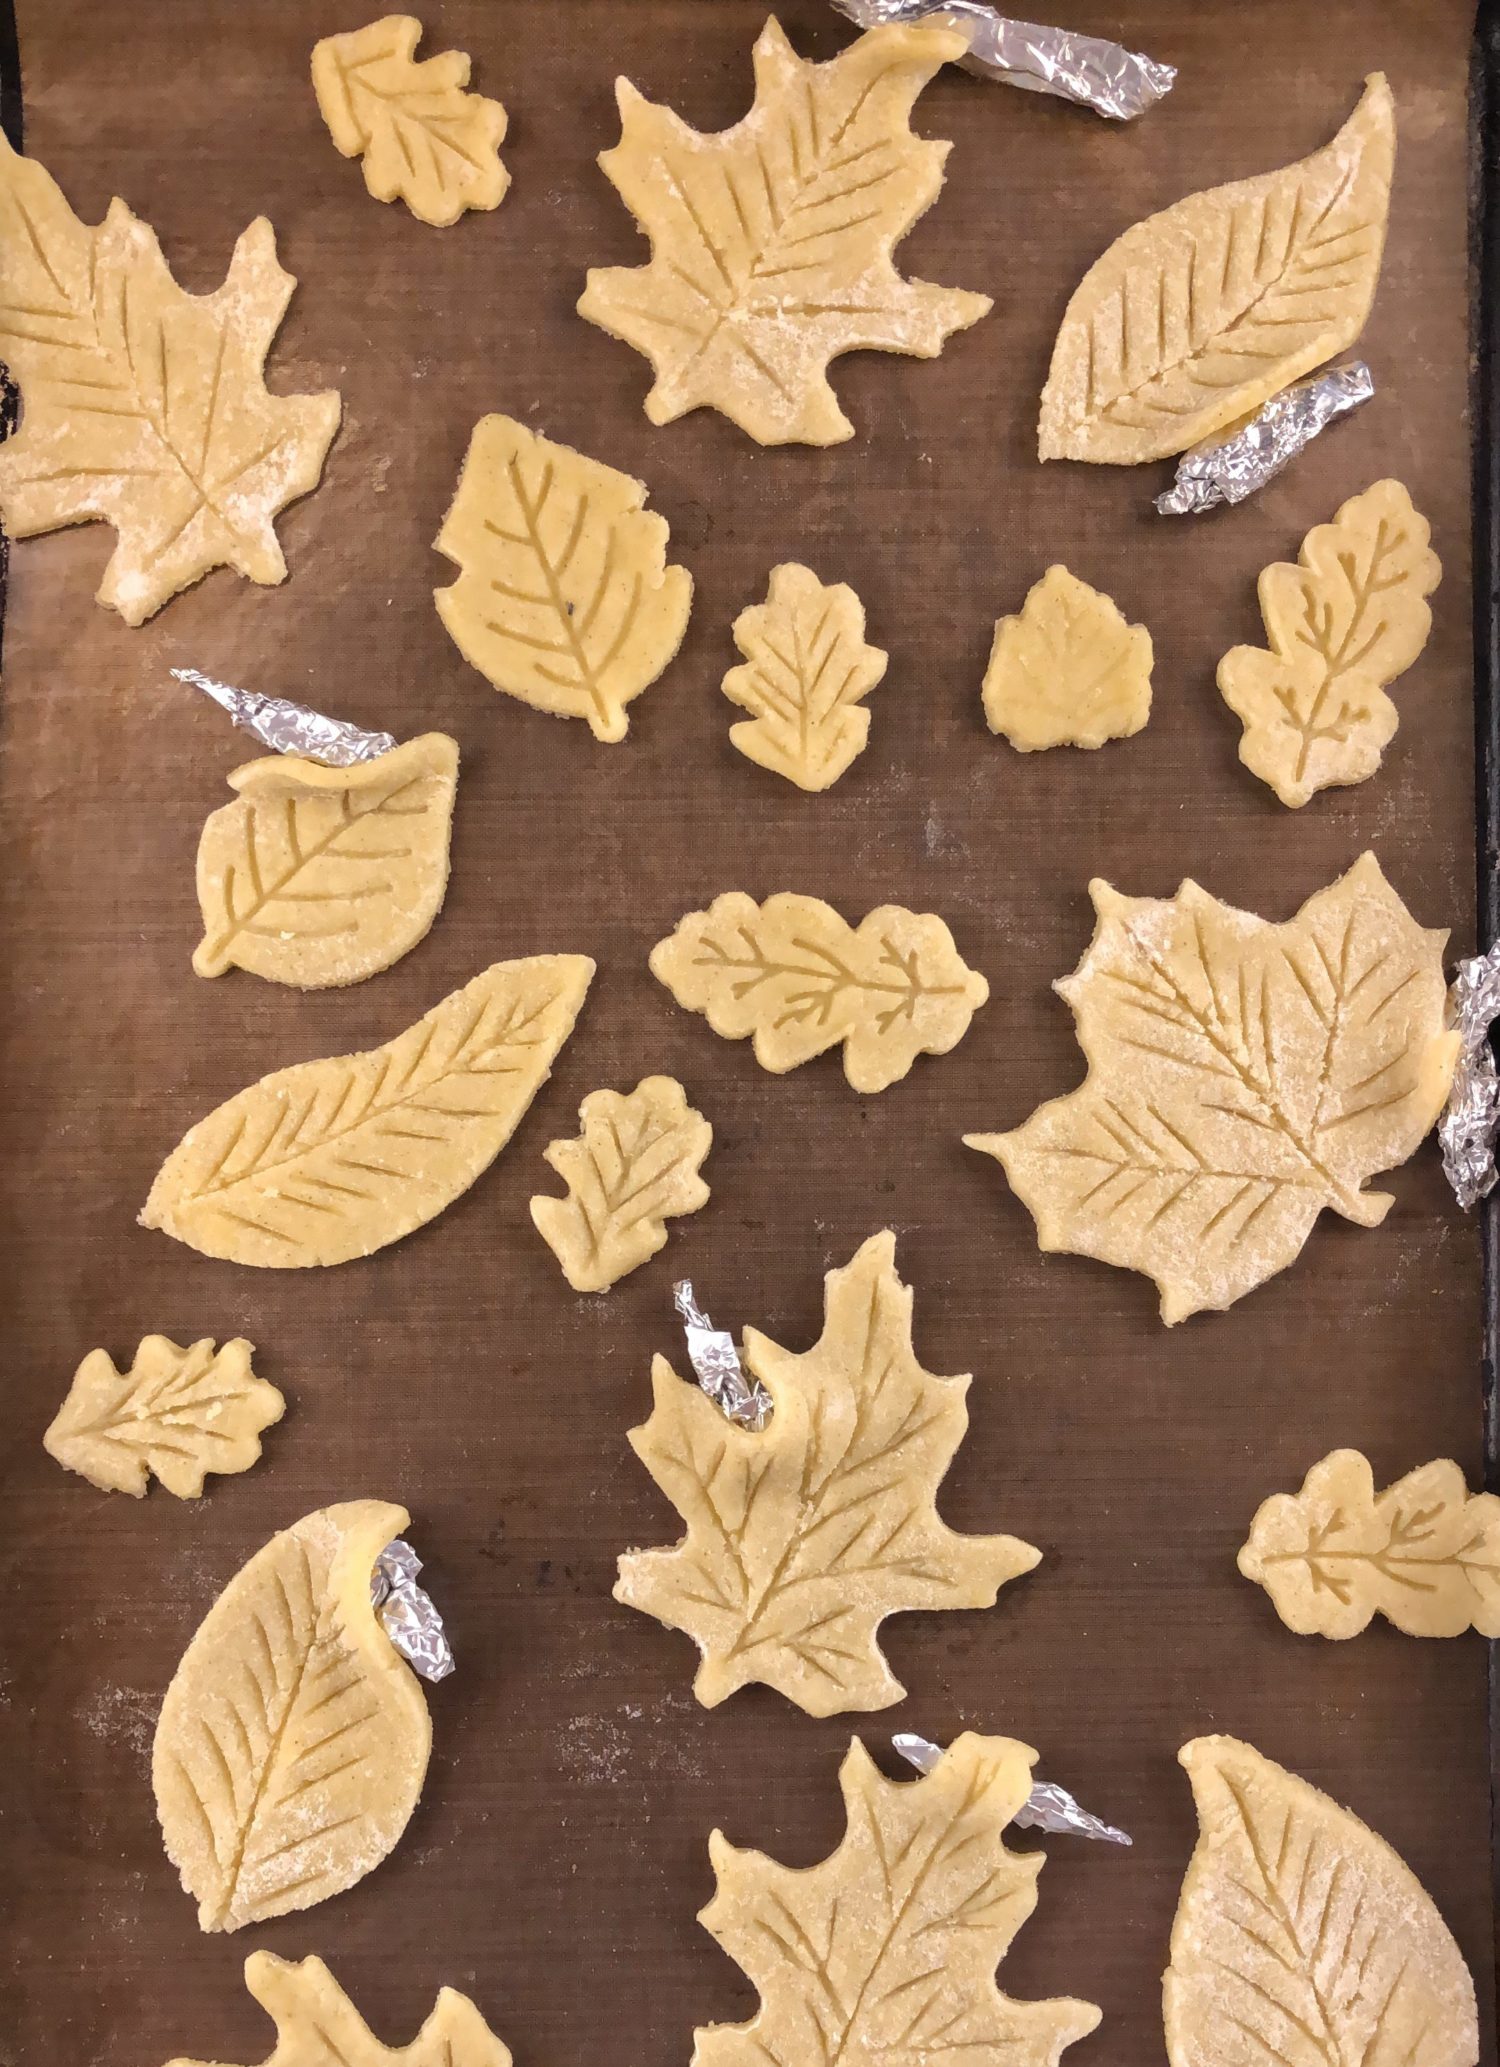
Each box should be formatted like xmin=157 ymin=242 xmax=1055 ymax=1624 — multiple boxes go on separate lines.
xmin=153 ymin=1501 xmax=432 ymax=1932
xmin=44 ymin=1336 xmax=283 ymax=1498
xmin=531 ymin=1075 xmax=711 ymax=1294
xmin=312 ymin=17 xmax=509 ymax=227
xmin=724 ymin=563 xmax=888 ymax=790
xmin=982 ymin=565 xmax=1152 ymax=751
xmin=1238 ymin=1448 xmax=1500 ymax=1638
xmin=194 ymin=734 xmax=459 ymax=988
xmin=618 ymin=1232 xmax=1038 ymax=1716
xmin=1166 ymin=1737 xmax=1478 ymax=2067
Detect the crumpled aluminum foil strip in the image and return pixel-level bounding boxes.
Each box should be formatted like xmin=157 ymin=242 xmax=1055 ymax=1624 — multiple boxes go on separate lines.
xmin=1155 ymin=362 xmax=1374 ymax=516
xmin=674 ymin=1281 xmax=773 ymax=1431
xmin=1440 ymin=941 xmax=1500 ymax=1209
xmin=172 ymin=665 xmax=397 ymax=766
xmin=894 ymin=1732 xmax=1132 ymax=1845
xmin=830 ymin=0 xmax=1173 ymax=119
xmin=371 ymin=1540 xmax=455 ymax=1682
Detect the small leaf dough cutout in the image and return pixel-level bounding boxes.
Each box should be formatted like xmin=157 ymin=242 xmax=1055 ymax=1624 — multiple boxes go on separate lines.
xmin=965 ymin=853 xmax=1458 ymax=1325
xmin=530 ymin=1075 xmax=711 ymax=1294
xmin=193 ymin=734 xmax=459 ymax=989
xmin=1237 ymin=1448 xmax=1500 ymax=1639
xmin=311 ymin=17 xmax=509 ymax=228
xmin=982 ymin=565 xmax=1152 ymax=752
xmin=724 ymin=563 xmax=889 ymax=790
xmin=153 ymin=1500 xmax=432 ymax=1932
xmin=43 ymin=1336 xmax=283 ymax=1498
xmin=141 ymin=954 xmax=594 ymax=1268
xmin=651 ymin=891 xmax=989 ymax=1094
xmin=617 ymin=1231 xmax=1039 ymax=1716
xmin=0 ymin=132 xmax=340 ymax=625
xmin=578 ymin=18 xmax=992 ymax=448
xmin=434 ymin=414 xmax=693 ymax=742
xmin=164 ymin=1951 xmax=513 ymax=2067
xmin=1166 ymin=1736 xmax=1479 ymax=2067
xmin=697 ymin=1733 xmax=1101 ymax=2067
xmin=1218 ymin=480 xmax=1441 ymax=808
xmin=1039 ymin=75 xmax=1394 ymax=464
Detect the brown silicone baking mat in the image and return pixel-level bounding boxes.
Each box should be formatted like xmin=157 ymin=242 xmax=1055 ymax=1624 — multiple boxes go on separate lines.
xmin=0 ymin=1 xmax=1493 ymax=2062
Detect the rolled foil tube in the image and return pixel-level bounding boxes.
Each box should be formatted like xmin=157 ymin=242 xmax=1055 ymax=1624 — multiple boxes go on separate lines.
xmin=893 ymin=1731 xmax=1132 ymax=1844
xmin=371 ymin=1540 xmax=456 ymax=1682
xmin=1155 ymin=363 xmax=1374 ymax=516
xmin=674 ymin=1281 xmax=773 ymax=1431
xmin=1440 ymin=941 xmax=1500 ymax=1209
xmin=172 ymin=666 xmax=397 ymax=766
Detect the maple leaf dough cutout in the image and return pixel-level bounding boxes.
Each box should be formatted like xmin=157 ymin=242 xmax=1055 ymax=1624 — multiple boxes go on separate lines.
xmin=724 ymin=563 xmax=889 ymax=790
xmin=1218 ymin=479 xmax=1441 ymax=808
xmin=434 ymin=414 xmax=693 ymax=742
xmin=311 ymin=16 xmax=509 ymax=228
xmin=193 ymin=733 xmax=459 ymax=989
xmin=1237 ymin=1448 xmax=1500 ymax=1639
xmin=651 ymin=892 xmax=989 ymax=1093
xmin=982 ymin=565 xmax=1152 ymax=752
xmin=153 ymin=1500 xmax=432 ymax=1932
xmin=1166 ymin=1737 xmax=1479 ymax=2067
xmin=165 ymin=1951 xmax=513 ymax=2067
xmin=965 ymin=853 xmax=1458 ymax=1325
xmin=697 ymin=1733 xmax=1101 ymax=2067
xmin=141 ymin=954 xmax=594 ymax=1267
xmin=0 ymin=133 xmax=340 ymax=625
xmin=530 ymin=1075 xmax=712 ymax=1293
xmin=1039 ymin=75 xmax=1394 ymax=465
xmin=617 ymin=1231 xmax=1039 ymax=1716
xmin=578 ymin=18 xmax=992 ymax=447
xmin=43 ymin=1336 xmax=283 ymax=1498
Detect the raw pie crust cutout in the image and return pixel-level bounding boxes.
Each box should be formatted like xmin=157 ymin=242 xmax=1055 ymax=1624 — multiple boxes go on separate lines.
xmin=1218 ymin=479 xmax=1441 ymax=808
xmin=1039 ymin=75 xmax=1394 ymax=465
xmin=531 ymin=1075 xmax=712 ymax=1294
xmin=1166 ymin=1736 xmax=1478 ymax=2067
xmin=982 ymin=565 xmax=1152 ymax=752
xmin=696 ymin=1734 xmax=1101 ymax=2067
xmin=434 ymin=414 xmax=693 ymax=742
xmin=578 ymin=18 xmax=992 ymax=448
xmin=153 ymin=1501 xmax=432 ymax=1933
xmin=166 ymin=1952 xmax=513 ymax=2067
xmin=651 ymin=892 xmax=989 ymax=1093
xmin=1238 ymin=1449 xmax=1500 ymax=1639
xmin=44 ymin=1336 xmax=283 ymax=1498
xmin=724 ymin=562 xmax=889 ymax=790
xmin=311 ymin=16 xmax=510 ymax=228
xmin=965 ymin=854 xmax=1457 ymax=1324
xmin=141 ymin=955 xmax=594 ymax=1267
xmin=617 ymin=1231 xmax=1039 ymax=1716
xmin=0 ymin=133 xmax=340 ymax=626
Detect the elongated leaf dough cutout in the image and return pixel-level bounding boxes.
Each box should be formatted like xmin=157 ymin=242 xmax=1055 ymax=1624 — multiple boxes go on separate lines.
xmin=724 ymin=563 xmax=888 ymax=790
xmin=153 ymin=1501 xmax=432 ymax=1932
xmin=982 ymin=565 xmax=1152 ymax=751
xmin=1039 ymin=76 xmax=1394 ymax=464
xmin=44 ymin=1336 xmax=283 ymax=1498
xmin=141 ymin=955 xmax=594 ymax=1267
xmin=194 ymin=734 xmax=459 ymax=988
xmin=531 ymin=1075 xmax=711 ymax=1293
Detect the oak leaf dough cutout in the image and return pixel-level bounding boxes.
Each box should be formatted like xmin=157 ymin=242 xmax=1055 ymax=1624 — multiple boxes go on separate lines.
xmin=0 ymin=133 xmax=340 ymax=625
xmin=44 ymin=1336 xmax=283 ymax=1498
xmin=434 ymin=414 xmax=692 ymax=742
xmin=1218 ymin=479 xmax=1441 ymax=808
xmin=1166 ymin=1737 xmax=1478 ymax=2067
xmin=724 ymin=563 xmax=889 ymax=790
xmin=617 ymin=1231 xmax=1039 ymax=1715
xmin=982 ymin=565 xmax=1152 ymax=752
xmin=165 ymin=1952 xmax=513 ymax=2067
xmin=578 ymin=18 xmax=991 ymax=447
xmin=531 ymin=1075 xmax=711 ymax=1293
xmin=696 ymin=1734 xmax=1101 ymax=2067
xmin=194 ymin=734 xmax=459 ymax=988
xmin=1039 ymin=75 xmax=1394 ymax=464
xmin=1237 ymin=1448 xmax=1500 ymax=1639
xmin=153 ymin=1501 xmax=432 ymax=1932
xmin=141 ymin=954 xmax=594 ymax=1267
xmin=651 ymin=891 xmax=989 ymax=1094
xmin=311 ymin=16 xmax=509 ymax=227
xmin=965 ymin=853 xmax=1457 ymax=1324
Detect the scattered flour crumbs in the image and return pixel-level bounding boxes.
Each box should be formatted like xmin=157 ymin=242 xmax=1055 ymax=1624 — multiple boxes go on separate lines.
xmin=80 ymin=1684 xmax=157 ymax=1765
